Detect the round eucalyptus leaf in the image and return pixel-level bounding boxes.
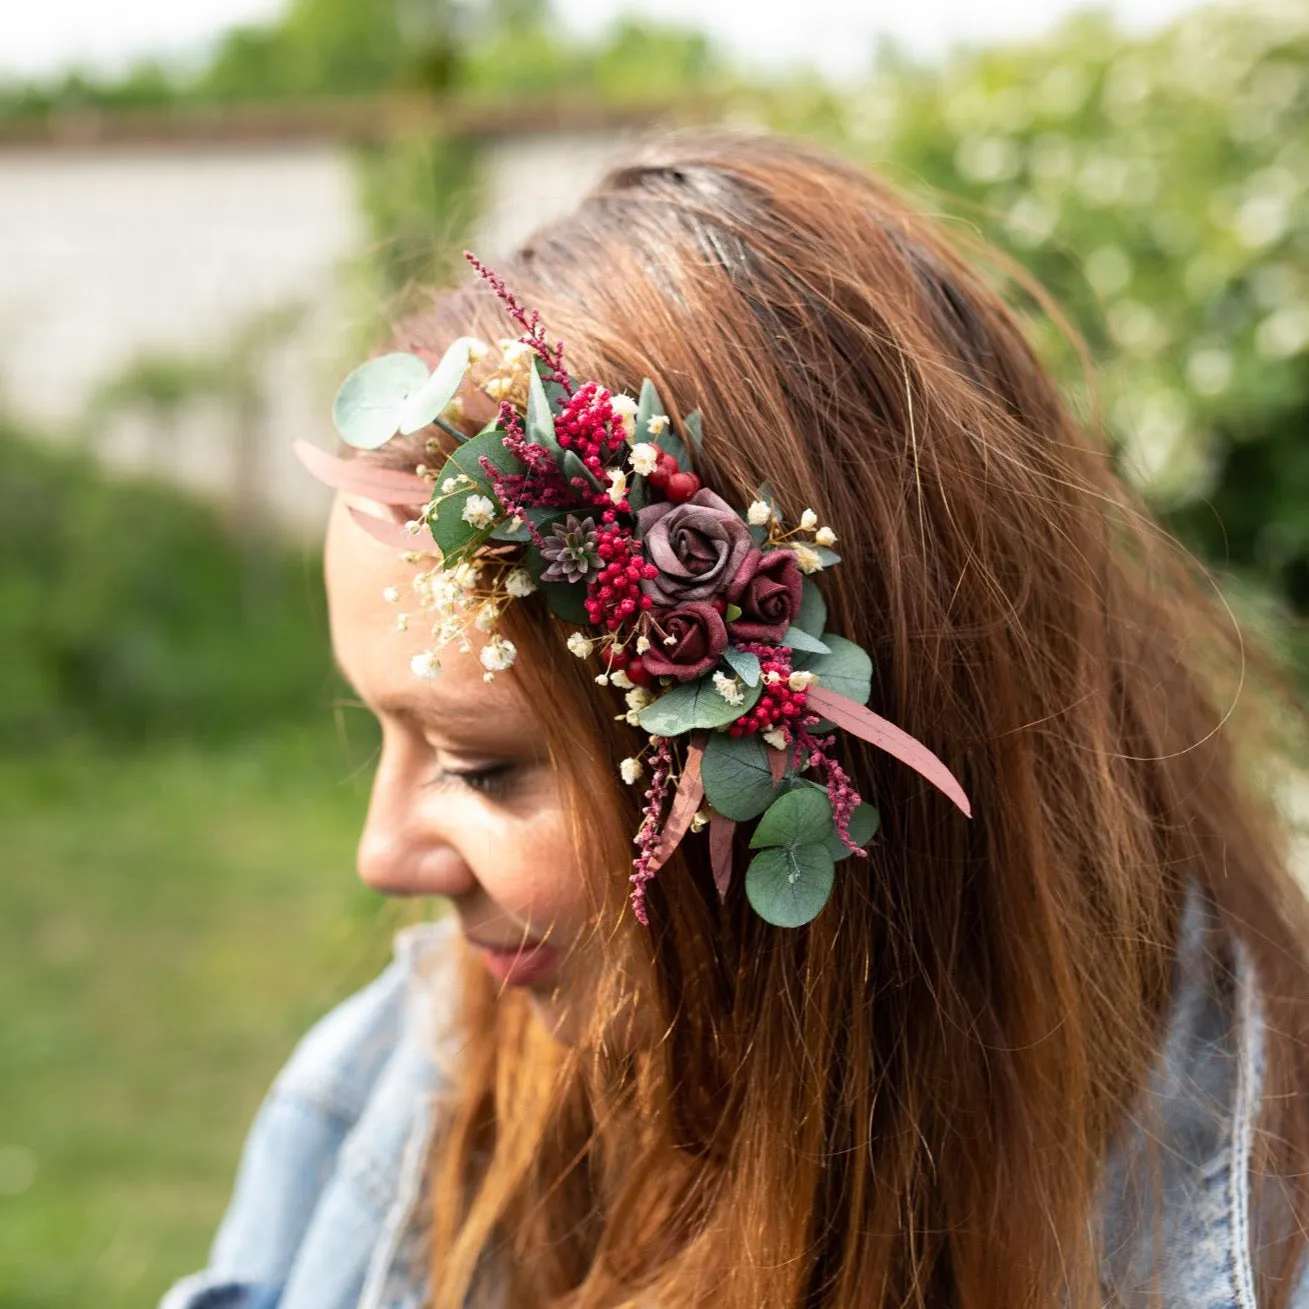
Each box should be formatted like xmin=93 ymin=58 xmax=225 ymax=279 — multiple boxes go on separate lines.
xmin=750 ymin=787 xmax=835 ymax=850
xmin=826 ymin=802 xmax=881 ymax=861
xmin=795 ymin=579 xmax=827 ymax=637
xmin=701 ymin=731 xmax=778 ymax=821
xmin=801 ymin=635 xmax=872 ymax=706
xmin=332 ymin=353 xmax=430 ymax=450
xmin=398 ymin=337 xmax=474 ymax=435
xmin=745 ymin=844 xmax=836 ymax=927
xmin=637 ymin=675 xmax=763 ymax=736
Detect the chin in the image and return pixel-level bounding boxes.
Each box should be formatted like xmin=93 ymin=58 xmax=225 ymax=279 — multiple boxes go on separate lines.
xmin=524 ymin=988 xmax=586 ymax=1046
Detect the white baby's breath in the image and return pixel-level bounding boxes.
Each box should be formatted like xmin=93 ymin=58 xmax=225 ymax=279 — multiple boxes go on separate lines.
xmin=479 ymin=635 xmax=517 ymax=674
xmin=606 ymin=468 xmax=629 ymax=505
xmin=814 ymin=526 xmax=837 ymax=548
xmin=712 ymin=671 xmax=745 ymax=706
xmin=504 ymin=568 xmax=536 ymax=598
xmin=791 ymin=544 xmax=824 ymax=574
xmin=762 ymin=727 xmax=789 ymax=751
xmin=747 ymin=500 xmax=772 ymax=526
xmin=611 ymin=394 xmax=639 ymax=437
xmin=381 ymin=586 xmax=400 ymax=604
xmin=410 ymin=650 xmax=441 ymax=680
xmin=799 ymin=508 xmax=819 ymax=531
xmin=788 ymin=670 xmax=818 ymax=692
xmin=567 ymin=632 xmax=593 ymax=658
xmin=646 ymin=414 xmax=669 ymax=436
xmin=629 ymin=442 xmax=660 ymax=476
xmin=620 ymin=757 xmax=644 ymax=785
xmin=462 ymin=494 xmax=496 ymax=530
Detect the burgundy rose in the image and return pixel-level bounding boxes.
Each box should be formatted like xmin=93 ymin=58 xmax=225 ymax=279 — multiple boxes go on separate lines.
xmin=641 ymin=602 xmax=729 ymax=681
xmin=726 ymin=549 xmax=803 ymax=643
xmin=637 ymin=489 xmax=753 ymax=606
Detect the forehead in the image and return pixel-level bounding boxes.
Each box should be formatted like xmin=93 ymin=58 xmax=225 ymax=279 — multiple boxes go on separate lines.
xmin=323 ymin=495 xmax=533 ymax=729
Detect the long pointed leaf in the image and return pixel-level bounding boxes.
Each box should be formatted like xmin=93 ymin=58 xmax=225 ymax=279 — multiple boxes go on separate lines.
xmin=649 ymin=739 xmax=705 ymax=873
xmin=347 ymin=506 xmax=430 ymax=551
xmin=710 ymin=814 xmax=736 ymax=901
xmin=806 ymin=687 xmax=972 ymax=818
xmin=294 ymin=440 xmax=429 ymax=504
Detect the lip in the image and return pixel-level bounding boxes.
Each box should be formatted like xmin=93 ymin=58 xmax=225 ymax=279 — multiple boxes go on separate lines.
xmin=467 ymin=936 xmax=560 ymax=987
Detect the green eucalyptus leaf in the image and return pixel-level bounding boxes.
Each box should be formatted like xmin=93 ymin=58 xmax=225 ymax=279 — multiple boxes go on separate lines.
xmin=815 ymin=546 xmax=842 ymax=567
xmin=637 ymin=674 xmax=763 ymax=736
xmin=795 ymin=635 xmax=872 ymax=706
xmin=782 ymin=626 xmax=830 ymax=655
xmin=683 ymin=409 xmax=704 ymax=456
xmin=826 ymin=803 xmax=881 ymax=862
xmin=541 ymin=581 xmax=589 ymax=626
xmin=722 ymin=648 xmax=761 ymax=686
xmin=628 ymin=471 xmax=648 ymax=514
xmin=750 ymin=787 xmax=836 ymax=850
xmin=543 ymin=378 xmax=570 ymax=414
xmin=724 ymin=603 xmax=744 ymax=622
xmin=745 ymin=844 xmax=836 ymax=927
xmin=795 ymin=579 xmax=827 ymax=636
xmin=562 ymin=449 xmax=603 ymax=491
xmin=333 ymin=353 xmax=430 ymax=449
xmin=527 ymin=360 xmax=562 ymax=456
xmin=701 ymin=731 xmax=777 ymax=821
xmin=489 ymin=506 xmax=570 ymax=543
xmin=637 ymin=378 xmax=691 ymax=471
xmin=428 ymin=490 xmax=489 ymax=559
xmin=398 ymin=337 xmax=473 ymax=435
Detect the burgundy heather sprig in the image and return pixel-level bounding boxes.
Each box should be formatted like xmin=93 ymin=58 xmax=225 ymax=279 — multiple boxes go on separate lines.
xmin=464 ymin=251 xmax=571 ymax=395
xmin=630 ymin=736 xmax=674 ymax=925
xmin=794 ymin=726 xmax=866 ymax=858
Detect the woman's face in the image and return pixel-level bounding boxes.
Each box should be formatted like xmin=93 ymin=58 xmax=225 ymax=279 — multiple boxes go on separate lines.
xmin=324 ymin=494 xmax=597 ymax=1036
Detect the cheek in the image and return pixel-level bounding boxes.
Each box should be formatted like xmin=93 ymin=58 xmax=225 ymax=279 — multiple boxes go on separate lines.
xmin=472 ymin=803 xmax=593 ymax=927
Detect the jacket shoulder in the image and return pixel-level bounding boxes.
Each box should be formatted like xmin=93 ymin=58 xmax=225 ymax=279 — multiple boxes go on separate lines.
xmin=160 ymin=916 xmax=460 ymax=1309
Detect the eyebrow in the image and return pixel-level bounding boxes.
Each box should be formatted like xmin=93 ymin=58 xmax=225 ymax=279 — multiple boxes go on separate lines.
xmin=331 ymin=651 xmax=522 ymax=730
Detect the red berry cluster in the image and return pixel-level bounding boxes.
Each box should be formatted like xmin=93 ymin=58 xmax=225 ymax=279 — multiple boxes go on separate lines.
xmin=645 ymin=445 xmax=704 ymax=505
xmin=601 ymin=643 xmax=656 ymax=688
xmin=584 ymin=514 xmax=657 ymax=631
xmin=728 ymin=649 xmax=809 ymax=738
xmin=557 ymin=381 xmax=626 ymax=484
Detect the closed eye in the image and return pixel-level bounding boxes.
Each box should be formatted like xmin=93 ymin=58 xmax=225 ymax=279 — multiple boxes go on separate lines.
xmin=427 ymin=762 xmax=517 ymax=800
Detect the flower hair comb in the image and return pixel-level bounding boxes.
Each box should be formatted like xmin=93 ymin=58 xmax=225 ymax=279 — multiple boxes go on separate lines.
xmin=297 ymin=254 xmax=971 ymax=928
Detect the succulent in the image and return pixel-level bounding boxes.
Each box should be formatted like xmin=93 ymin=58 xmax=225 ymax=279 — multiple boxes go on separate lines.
xmin=539 ymin=515 xmax=600 ymax=584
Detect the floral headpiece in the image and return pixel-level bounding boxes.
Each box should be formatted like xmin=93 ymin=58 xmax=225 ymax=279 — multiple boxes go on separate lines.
xmin=298 ymin=254 xmax=970 ymax=928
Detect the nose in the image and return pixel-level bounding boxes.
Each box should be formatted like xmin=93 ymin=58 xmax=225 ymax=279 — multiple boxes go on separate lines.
xmin=355 ymin=733 xmax=477 ymax=899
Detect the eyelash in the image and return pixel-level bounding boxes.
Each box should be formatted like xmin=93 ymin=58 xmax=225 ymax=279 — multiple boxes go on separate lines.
xmin=428 ymin=762 xmax=516 ymax=800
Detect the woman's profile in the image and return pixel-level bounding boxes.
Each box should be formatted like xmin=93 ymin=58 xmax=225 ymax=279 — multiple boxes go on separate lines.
xmin=163 ymin=130 xmax=1309 ymax=1309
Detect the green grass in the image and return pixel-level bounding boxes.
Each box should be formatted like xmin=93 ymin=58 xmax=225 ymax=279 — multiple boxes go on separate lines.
xmin=0 ymin=725 xmax=429 ymax=1309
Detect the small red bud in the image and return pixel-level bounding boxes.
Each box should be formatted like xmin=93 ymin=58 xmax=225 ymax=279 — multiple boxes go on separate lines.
xmin=666 ymin=472 xmax=698 ymax=503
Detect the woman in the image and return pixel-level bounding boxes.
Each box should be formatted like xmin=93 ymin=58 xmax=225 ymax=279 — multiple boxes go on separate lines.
xmin=163 ymin=130 xmax=1309 ymax=1308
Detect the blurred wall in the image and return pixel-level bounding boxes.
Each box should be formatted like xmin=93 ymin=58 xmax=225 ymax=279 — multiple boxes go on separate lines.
xmin=0 ymin=128 xmax=629 ymax=535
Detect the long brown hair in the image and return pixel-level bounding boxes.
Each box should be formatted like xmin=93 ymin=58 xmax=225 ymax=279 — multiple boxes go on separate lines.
xmin=371 ymin=129 xmax=1309 ymax=1307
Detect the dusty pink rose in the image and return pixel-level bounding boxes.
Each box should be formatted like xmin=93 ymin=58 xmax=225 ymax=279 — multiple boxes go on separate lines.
xmin=642 ymin=602 xmax=729 ymax=681
xmin=637 ymin=489 xmax=753 ymax=606
xmin=726 ymin=549 xmax=803 ymax=643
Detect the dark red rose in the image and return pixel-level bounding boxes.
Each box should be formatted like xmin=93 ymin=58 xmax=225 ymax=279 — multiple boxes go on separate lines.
xmin=641 ymin=602 xmax=729 ymax=681
xmin=637 ymin=489 xmax=753 ymax=606
xmin=726 ymin=549 xmax=803 ymax=643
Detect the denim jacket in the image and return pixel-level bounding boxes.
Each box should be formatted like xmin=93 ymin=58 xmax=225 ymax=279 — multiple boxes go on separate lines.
xmin=160 ymin=889 xmax=1306 ymax=1309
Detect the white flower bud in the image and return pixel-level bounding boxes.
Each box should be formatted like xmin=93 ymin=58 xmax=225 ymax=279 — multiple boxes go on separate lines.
xmin=620 ymin=757 xmax=644 ymax=785
xmin=629 ymin=442 xmax=660 ymax=476
xmin=800 ymin=508 xmax=819 ymax=531
xmin=815 ymin=526 xmax=837 ymax=548
xmin=747 ymin=500 xmax=772 ymax=526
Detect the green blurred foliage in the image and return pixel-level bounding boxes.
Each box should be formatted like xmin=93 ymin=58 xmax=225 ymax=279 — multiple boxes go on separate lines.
xmin=0 ymin=425 xmax=334 ymax=749
xmin=749 ymin=6 xmax=1309 ymax=612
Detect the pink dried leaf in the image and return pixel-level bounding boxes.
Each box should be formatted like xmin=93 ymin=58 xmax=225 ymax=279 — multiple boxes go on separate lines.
xmin=294 ymin=439 xmax=430 ymax=505
xmin=648 ymin=738 xmax=706 ymax=874
xmin=805 ymin=686 xmax=972 ymax=818
xmin=347 ymin=506 xmax=432 ymax=552
xmin=709 ymin=814 xmax=737 ymax=901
